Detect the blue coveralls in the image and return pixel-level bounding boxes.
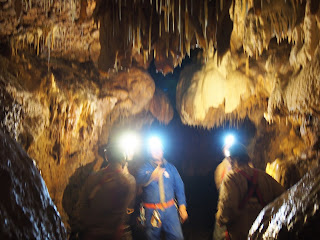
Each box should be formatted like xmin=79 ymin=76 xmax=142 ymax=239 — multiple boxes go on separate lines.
xmin=136 ymin=159 xmax=186 ymax=240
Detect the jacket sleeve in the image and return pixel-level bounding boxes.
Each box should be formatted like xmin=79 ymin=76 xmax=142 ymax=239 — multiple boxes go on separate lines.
xmin=136 ymin=164 xmax=153 ymax=186
xmin=172 ymin=166 xmax=187 ymax=206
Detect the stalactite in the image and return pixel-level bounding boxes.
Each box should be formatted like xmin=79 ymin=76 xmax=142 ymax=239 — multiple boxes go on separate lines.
xmin=132 ymin=25 xmax=135 ymax=47
xmin=164 ymin=3 xmax=168 ymax=32
xmin=160 ymin=0 xmax=162 ymax=14
xmin=204 ymin=0 xmax=207 ymax=42
xmin=149 ymin=12 xmax=152 ymax=53
xmin=129 ymin=24 xmax=131 ymax=43
xmin=114 ymin=51 xmax=119 ymax=72
xmin=156 ymin=0 xmax=158 ymax=13
xmin=178 ymin=0 xmax=181 ymax=34
xmin=166 ymin=0 xmax=170 ymax=32
xmin=36 ymin=28 xmax=43 ymax=56
xmin=166 ymin=36 xmax=169 ymax=57
xmin=119 ymin=0 xmax=122 ymax=21
xmin=47 ymin=33 xmax=51 ymax=70
xmin=205 ymin=0 xmax=208 ymax=35
xmin=172 ymin=0 xmax=175 ymax=32
xmin=112 ymin=1 xmax=115 ymax=37
xmin=185 ymin=3 xmax=189 ymax=41
xmin=144 ymin=50 xmax=148 ymax=64
xmin=186 ymin=39 xmax=190 ymax=56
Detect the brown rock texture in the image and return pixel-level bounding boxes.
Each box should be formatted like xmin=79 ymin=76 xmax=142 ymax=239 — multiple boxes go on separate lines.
xmin=0 ymin=54 xmax=161 ymax=226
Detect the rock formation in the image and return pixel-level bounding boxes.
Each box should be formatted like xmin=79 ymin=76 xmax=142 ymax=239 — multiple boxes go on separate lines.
xmin=249 ymin=163 xmax=320 ymax=240
xmin=0 ymin=128 xmax=67 ymax=239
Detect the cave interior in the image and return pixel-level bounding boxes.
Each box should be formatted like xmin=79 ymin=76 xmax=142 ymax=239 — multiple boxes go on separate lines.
xmin=0 ymin=0 xmax=320 ymax=239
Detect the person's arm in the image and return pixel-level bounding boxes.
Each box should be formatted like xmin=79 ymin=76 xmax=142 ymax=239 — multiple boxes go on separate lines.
xmin=126 ymin=175 xmax=136 ymax=214
xmin=172 ymin=166 xmax=188 ymax=222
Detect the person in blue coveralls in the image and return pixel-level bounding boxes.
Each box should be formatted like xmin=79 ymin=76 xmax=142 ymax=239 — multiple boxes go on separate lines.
xmin=136 ymin=136 xmax=188 ymax=240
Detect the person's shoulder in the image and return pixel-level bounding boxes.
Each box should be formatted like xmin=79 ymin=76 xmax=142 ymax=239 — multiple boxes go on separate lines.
xmin=254 ymin=167 xmax=274 ymax=178
xmin=123 ymin=172 xmax=136 ymax=184
xmin=223 ymin=169 xmax=243 ymax=183
xmin=165 ymin=161 xmax=178 ymax=171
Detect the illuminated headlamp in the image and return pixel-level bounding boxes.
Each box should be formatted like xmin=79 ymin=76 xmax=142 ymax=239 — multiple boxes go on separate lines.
xmin=223 ymin=134 xmax=235 ymax=157
xmin=148 ymin=136 xmax=163 ymax=151
xmin=224 ymin=134 xmax=235 ymax=148
xmin=119 ymin=132 xmax=140 ymax=161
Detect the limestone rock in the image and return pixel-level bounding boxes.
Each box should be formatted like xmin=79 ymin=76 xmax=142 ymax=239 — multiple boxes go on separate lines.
xmin=0 ymin=129 xmax=67 ymax=240
xmin=249 ymin=163 xmax=320 ymax=239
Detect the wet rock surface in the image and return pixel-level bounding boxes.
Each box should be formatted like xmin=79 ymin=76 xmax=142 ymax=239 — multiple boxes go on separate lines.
xmin=249 ymin=162 xmax=320 ymax=239
xmin=0 ymin=129 xmax=67 ymax=240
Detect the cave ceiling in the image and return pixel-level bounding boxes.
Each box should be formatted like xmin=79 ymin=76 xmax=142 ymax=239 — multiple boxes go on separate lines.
xmin=2 ymin=0 xmax=319 ymax=125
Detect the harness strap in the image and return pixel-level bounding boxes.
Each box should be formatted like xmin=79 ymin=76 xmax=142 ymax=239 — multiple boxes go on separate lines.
xmin=143 ymin=199 xmax=175 ymax=210
xmin=237 ymin=169 xmax=266 ymax=209
xmin=225 ymin=230 xmax=231 ymax=240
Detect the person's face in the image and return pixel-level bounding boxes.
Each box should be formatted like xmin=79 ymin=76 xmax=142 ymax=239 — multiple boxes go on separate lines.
xmin=150 ymin=145 xmax=163 ymax=162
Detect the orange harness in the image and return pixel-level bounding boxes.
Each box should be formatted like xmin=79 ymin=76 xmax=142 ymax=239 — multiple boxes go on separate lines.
xmin=143 ymin=199 xmax=175 ymax=210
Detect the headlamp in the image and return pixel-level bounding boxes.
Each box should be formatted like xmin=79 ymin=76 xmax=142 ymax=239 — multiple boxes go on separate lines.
xmin=224 ymin=134 xmax=235 ymax=148
xmin=119 ymin=132 xmax=140 ymax=161
xmin=223 ymin=134 xmax=235 ymax=157
xmin=148 ymin=136 xmax=163 ymax=151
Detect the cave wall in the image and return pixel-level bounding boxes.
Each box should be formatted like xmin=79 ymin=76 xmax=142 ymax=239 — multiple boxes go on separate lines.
xmin=0 ymin=128 xmax=67 ymax=240
xmin=0 ymin=52 xmax=174 ymax=228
